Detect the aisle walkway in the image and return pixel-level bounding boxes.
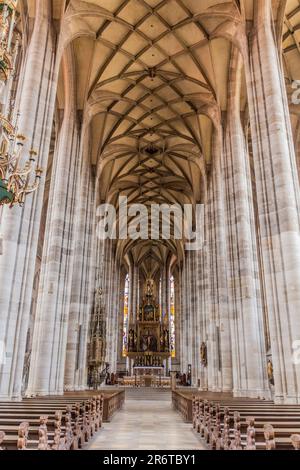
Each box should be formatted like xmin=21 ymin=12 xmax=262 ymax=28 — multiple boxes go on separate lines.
xmin=86 ymin=390 xmax=204 ymax=450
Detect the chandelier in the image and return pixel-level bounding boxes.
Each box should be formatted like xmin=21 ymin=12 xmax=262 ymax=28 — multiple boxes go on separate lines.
xmin=0 ymin=117 xmax=43 ymax=207
xmin=0 ymin=1 xmax=42 ymax=207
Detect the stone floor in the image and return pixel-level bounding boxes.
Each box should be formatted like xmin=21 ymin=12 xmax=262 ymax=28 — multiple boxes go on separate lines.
xmin=86 ymin=391 xmax=205 ymax=450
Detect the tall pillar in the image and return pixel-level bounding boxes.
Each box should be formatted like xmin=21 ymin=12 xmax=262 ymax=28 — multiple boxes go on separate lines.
xmin=180 ymin=260 xmax=188 ymax=373
xmin=161 ymin=263 xmax=168 ymax=322
xmin=26 ymin=47 xmax=80 ymax=396
xmin=245 ymin=0 xmax=300 ymax=403
xmin=104 ymin=240 xmax=114 ymax=367
xmin=64 ymin=129 xmax=95 ymax=391
xmin=110 ymin=260 xmax=120 ymax=372
xmin=206 ymin=128 xmax=232 ymax=393
xmin=131 ymin=264 xmax=139 ymax=323
xmin=223 ymin=47 xmax=269 ymax=398
xmin=190 ymin=252 xmax=199 ymax=386
xmin=0 ymin=1 xmax=58 ymax=400
xmin=196 ymin=228 xmax=208 ymax=391
xmin=117 ymin=271 xmax=126 ymax=369
xmin=173 ymin=271 xmax=181 ymax=370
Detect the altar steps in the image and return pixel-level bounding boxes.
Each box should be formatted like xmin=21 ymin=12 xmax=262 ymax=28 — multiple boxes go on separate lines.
xmin=125 ymin=388 xmax=171 ymax=401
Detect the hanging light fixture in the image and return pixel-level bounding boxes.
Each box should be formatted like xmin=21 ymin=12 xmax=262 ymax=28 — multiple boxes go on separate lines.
xmin=0 ymin=1 xmax=42 ymax=207
xmin=0 ymin=116 xmax=42 ymax=207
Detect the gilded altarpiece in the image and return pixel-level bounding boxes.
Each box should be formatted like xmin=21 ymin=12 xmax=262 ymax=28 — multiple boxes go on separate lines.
xmin=127 ymin=280 xmax=170 ymax=371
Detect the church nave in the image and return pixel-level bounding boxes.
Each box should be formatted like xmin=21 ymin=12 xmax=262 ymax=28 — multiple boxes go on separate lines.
xmin=85 ymin=390 xmax=204 ymax=451
xmin=1 ymin=0 xmax=300 ymax=459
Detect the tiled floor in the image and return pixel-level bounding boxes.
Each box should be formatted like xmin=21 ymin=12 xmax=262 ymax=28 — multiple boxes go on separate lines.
xmin=86 ymin=396 xmax=205 ymax=450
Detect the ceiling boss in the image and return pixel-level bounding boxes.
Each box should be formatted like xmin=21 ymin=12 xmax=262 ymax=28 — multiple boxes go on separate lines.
xmin=0 ymin=0 xmax=42 ymax=207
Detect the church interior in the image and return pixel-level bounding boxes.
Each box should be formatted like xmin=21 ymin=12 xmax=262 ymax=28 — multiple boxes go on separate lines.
xmin=1 ymin=0 xmax=300 ymax=453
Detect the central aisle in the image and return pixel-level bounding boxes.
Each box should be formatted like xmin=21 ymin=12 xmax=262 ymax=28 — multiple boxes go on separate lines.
xmin=86 ymin=389 xmax=205 ymax=450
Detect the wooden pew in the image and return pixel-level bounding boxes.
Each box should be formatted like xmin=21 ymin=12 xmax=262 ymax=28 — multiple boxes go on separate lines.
xmin=0 ymin=430 xmax=6 ymax=450
xmin=0 ymin=390 xmax=125 ymax=450
xmin=172 ymin=390 xmax=193 ymax=422
xmin=173 ymin=391 xmax=300 ymax=451
xmin=0 ymin=393 xmax=107 ymax=450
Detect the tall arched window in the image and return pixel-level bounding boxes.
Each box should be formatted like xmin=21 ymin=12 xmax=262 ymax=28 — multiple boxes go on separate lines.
xmin=170 ymin=275 xmax=176 ymax=358
xmin=122 ymin=274 xmax=130 ymax=357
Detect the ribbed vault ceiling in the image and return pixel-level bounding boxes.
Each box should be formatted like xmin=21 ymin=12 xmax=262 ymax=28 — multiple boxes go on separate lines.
xmin=24 ymin=0 xmax=299 ymax=276
xmin=63 ymin=0 xmax=235 ymax=274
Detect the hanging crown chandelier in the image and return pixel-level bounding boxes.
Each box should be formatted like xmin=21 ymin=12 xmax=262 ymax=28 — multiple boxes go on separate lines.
xmin=0 ymin=0 xmax=43 ymax=207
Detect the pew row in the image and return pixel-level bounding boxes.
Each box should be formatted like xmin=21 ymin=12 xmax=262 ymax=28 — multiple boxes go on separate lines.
xmin=0 ymin=390 xmax=124 ymax=450
xmin=172 ymin=391 xmax=300 ymax=451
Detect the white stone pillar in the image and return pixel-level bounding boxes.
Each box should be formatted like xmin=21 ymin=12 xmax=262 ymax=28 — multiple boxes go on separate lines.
xmin=245 ymin=0 xmax=300 ymax=403
xmin=64 ymin=126 xmax=95 ymax=391
xmin=196 ymin=232 xmax=209 ymax=391
xmin=180 ymin=259 xmax=188 ymax=373
xmin=223 ymin=47 xmax=270 ymax=398
xmin=0 ymin=1 xmax=58 ymax=400
xmin=173 ymin=272 xmax=181 ymax=370
xmin=26 ymin=47 xmax=80 ymax=396
xmin=206 ymin=128 xmax=232 ymax=393
xmin=131 ymin=264 xmax=139 ymax=323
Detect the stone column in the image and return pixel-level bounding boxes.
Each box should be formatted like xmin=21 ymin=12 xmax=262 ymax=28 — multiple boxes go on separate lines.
xmin=117 ymin=270 xmax=126 ymax=369
xmin=206 ymin=128 xmax=232 ymax=393
xmin=180 ymin=259 xmax=188 ymax=373
xmin=245 ymin=0 xmax=300 ymax=403
xmin=223 ymin=47 xmax=269 ymax=398
xmin=127 ymin=261 xmax=134 ymax=326
xmin=189 ymin=252 xmax=198 ymax=386
xmin=173 ymin=271 xmax=181 ymax=370
xmin=131 ymin=264 xmax=139 ymax=323
xmin=161 ymin=263 xmax=168 ymax=322
xmin=104 ymin=240 xmax=113 ymax=367
xmin=185 ymin=253 xmax=193 ymax=369
xmin=26 ymin=47 xmax=80 ymax=396
xmin=0 ymin=1 xmax=58 ymax=400
xmin=196 ymin=230 xmax=208 ymax=391
xmin=111 ymin=260 xmax=120 ymax=372
xmin=64 ymin=126 xmax=95 ymax=391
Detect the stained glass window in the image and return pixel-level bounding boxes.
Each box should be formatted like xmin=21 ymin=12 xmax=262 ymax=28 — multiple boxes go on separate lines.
xmin=170 ymin=275 xmax=176 ymax=358
xmin=159 ymin=277 xmax=162 ymax=320
xmin=122 ymin=274 xmax=130 ymax=357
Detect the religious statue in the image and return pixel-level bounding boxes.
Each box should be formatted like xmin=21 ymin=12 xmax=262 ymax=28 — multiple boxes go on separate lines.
xmin=146 ymin=279 xmax=154 ymax=296
xmin=200 ymin=342 xmax=207 ymax=367
xmin=267 ymin=359 xmax=274 ymax=385
xmin=140 ymin=328 xmax=158 ymax=352
xmin=128 ymin=328 xmax=137 ymax=352
xmin=139 ymin=307 xmax=143 ymax=322
xmin=144 ymin=304 xmax=155 ymax=321
xmin=164 ymin=329 xmax=170 ymax=352
xmin=128 ymin=329 xmax=134 ymax=352
xmin=21 ymin=349 xmax=31 ymax=394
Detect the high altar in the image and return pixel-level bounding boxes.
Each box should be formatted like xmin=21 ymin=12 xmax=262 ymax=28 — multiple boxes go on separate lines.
xmin=126 ymin=280 xmax=171 ymax=381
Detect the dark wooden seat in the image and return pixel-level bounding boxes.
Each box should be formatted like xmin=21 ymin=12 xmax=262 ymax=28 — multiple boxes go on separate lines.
xmin=173 ymin=390 xmax=300 ymax=451
xmin=0 ymin=391 xmax=124 ymax=450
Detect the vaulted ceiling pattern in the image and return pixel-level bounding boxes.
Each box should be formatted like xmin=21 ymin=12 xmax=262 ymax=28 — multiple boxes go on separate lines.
xmin=24 ymin=0 xmax=299 ymax=276
xmin=61 ymin=0 xmax=237 ymax=274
